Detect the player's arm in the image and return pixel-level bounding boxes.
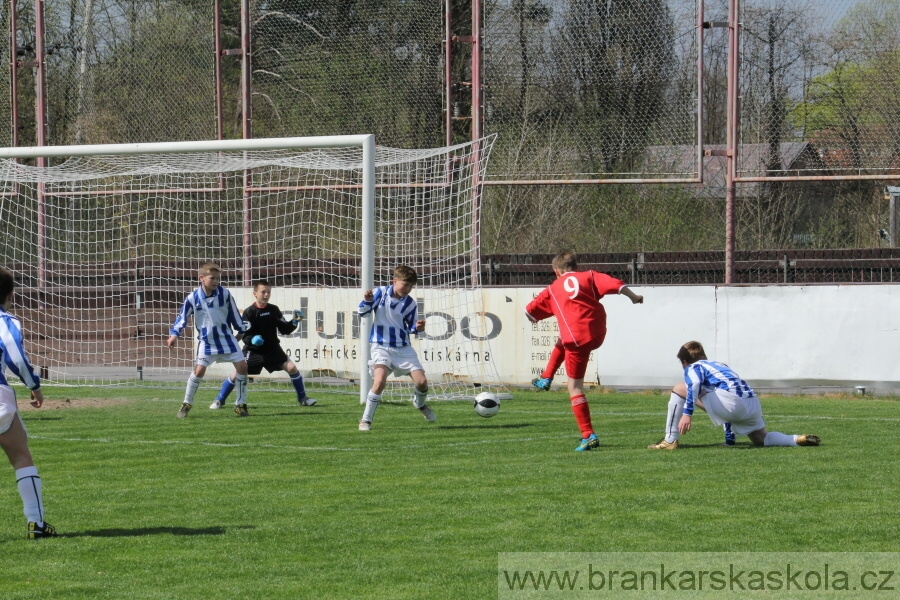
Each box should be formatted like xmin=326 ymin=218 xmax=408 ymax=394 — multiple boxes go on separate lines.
xmin=678 ymin=368 xmax=703 ymax=434
xmin=221 ymin=291 xmax=245 ymax=342
xmin=358 ymin=288 xmax=380 ymax=316
xmin=1 ymin=319 xmax=43 ymax=401
xmin=404 ymin=303 xmax=424 ymax=334
xmin=619 ymin=285 xmax=643 ymax=304
xmin=167 ymin=297 xmax=193 ymax=346
xmin=525 ymin=289 xmax=553 ymax=322
xmin=275 ymin=307 xmax=299 ymax=336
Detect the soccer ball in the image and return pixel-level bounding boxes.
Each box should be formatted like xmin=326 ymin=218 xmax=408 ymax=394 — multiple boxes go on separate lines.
xmin=473 ymin=391 xmax=500 ymax=418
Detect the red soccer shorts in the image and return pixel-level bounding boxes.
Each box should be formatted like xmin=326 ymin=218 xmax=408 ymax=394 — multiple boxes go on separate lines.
xmin=563 ymin=336 xmax=604 ymax=380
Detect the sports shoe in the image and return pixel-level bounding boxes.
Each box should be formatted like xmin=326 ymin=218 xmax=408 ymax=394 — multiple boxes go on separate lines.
xmin=298 ymin=396 xmax=317 ymax=407
xmin=531 ymin=377 xmax=552 ymax=391
xmin=209 ymin=400 xmax=225 ymax=409
xmin=177 ymin=402 xmax=192 ymax=418
xmin=648 ymin=438 xmax=679 ymax=450
xmin=234 ymin=403 xmax=249 ymax=417
xmin=28 ymin=521 xmax=58 ymax=539
xmin=359 ymin=420 xmax=372 ymax=431
xmin=724 ymin=423 xmax=735 ymax=445
xmin=575 ymin=433 xmax=600 ymax=452
xmin=419 ymin=404 xmax=437 ymax=422
xmin=795 ymin=434 xmax=820 ymax=446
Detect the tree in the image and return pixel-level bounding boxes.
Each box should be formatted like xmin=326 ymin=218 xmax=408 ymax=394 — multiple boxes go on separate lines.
xmin=548 ymin=0 xmax=676 ymax=173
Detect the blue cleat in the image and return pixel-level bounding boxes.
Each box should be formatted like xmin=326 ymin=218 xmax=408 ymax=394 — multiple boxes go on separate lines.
xmin=531 ymin=377 xmax=552 ymax=391
xmin=575 ymin=433 xmax=600 ymax=452
xmin=724 ymin=422 xmax=735 ymax=446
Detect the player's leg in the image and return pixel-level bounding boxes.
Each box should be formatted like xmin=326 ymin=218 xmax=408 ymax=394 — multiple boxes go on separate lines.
xmin=410 ymin=369 xmax=435 ymax=422
xmin=723 ymin=422 xmax=736 ymax=446
xmin=284 ymin=360 xmax=316 ymax=406
xmin=533 ymin=339 xmax=564 ymax=391
xmin=0 ymin=395 xmax=56 ymax=538
xmin=360 ymin=364 xmax=390 ymax=430
xmin=232 ymin=358 xmax=250 ymax=417
xmin=649 ymin=382 xmax=687 ymax=450
xmin=565 ymin=349 xmax=599 ymax=451
xmin=211 ymin=371 xmax=236 ymax=409
xmin=178 ymin=361 xmax=209 ymax=417
xmin=748 ymin=427 xmax=820 ymax=447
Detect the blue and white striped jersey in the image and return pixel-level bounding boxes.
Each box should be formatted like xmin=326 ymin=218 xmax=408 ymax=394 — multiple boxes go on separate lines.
xmin=170 ymin=285 xmax=246 ymax=355
xmin=683 ymin=359 xmax=756 ymax=416
xmin=358 ymin=285 xmax=418 ymax=348
xmin=0 ymin=307 xmax=41 ymax=390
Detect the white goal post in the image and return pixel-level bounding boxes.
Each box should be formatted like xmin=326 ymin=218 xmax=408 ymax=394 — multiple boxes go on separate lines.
xmin=0 ymin=135 xmax=503 ymax=403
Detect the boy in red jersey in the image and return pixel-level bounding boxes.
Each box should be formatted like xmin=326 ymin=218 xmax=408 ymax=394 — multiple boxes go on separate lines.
xmin=525 ymin=252 xmax=643 ymax=451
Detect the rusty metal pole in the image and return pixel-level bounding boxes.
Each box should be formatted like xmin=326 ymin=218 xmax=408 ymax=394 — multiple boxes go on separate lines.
xmin=697 ymin=0 xmax=704 ymax=182
xmin=10 ymin=0 xmax=19 ymax=148
xmin=444 ymin=0 xmax=453 ymax=147
xmin=241 ymin=0 xmax=252 ymax=285
xmin=213 ymin=0 xmax=224 ymax=141
xmin=470 ymin=0 xmax=483 ymax=287
xmin=724 ymin=0 xmax=739 ymax=284
xmin=35 ymin=0 xmax=48 ymax=291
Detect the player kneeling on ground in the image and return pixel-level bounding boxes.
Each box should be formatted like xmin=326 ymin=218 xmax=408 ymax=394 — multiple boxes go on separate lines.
xmin=358 ymin=265 xmax=435 ymax=431
xmin=212 ymin=280 xmax=316 ymax=411
xmin=648 ymin=341 xmax=820 ymax=450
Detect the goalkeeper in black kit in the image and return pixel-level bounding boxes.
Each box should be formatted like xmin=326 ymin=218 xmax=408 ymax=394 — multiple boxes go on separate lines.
xmin=211 ymin=280 xmax=316 ymax=413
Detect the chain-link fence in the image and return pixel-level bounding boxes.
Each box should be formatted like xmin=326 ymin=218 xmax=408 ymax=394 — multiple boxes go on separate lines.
xmin=2 ymin=0 xmax=900 ymax=280
xmin=248 ymin=0 xmax=445 ymax=149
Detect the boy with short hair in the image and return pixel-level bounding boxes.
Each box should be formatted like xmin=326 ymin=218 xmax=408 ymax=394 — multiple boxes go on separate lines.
xmin=358 ymin=265 xmax=435 ymax=431
xmin=525 ymin=252 xmax=644 ymax=451
xmin=211 ymin=280 xmax=316 ymax=409
xmin=167 ymin=262 xmax=250 ymax=417
xmin=649 ymin=340 xmax=820 ymax=449
xmin=0 ymin=267 xmax=57 ymax=538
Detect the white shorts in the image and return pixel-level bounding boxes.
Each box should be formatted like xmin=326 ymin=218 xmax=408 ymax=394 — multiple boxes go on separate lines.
xmin=0 ymin=385 xmax=20 ymax=435
xmin=701 ymin=389 xmax=765 ymax=435
xmin=196 ymin=351 xmax=246 ymax=367
xmin=368 ymin=344 xmax=424 ymax=377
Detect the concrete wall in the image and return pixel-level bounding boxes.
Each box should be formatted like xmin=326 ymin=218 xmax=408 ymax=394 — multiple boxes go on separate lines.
xmin=219 ymin=285 xmax=900 ymax=393
xmin=487 ymin=285 xmax=900 ymax=392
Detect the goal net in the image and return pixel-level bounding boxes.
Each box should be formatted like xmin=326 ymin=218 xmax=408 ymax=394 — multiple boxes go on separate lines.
xmin=0 ymin=135 xmax=503 ymax=402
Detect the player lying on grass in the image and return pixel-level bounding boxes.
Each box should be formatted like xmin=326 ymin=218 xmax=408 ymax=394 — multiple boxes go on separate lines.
xmin=532 ymin=341 xmax=738 ymax=446
xmin=0 ymin=267 xmax=57 ymax=538
xmin=648 ymin=340 xmax=820 ymax=449
xmin=358 ymin=265 xmax=435 ymax=431
xmin=212 ymin=280 xmax=316 ymax=409
xmin=525 ymin=252 xmax=643 ymax=452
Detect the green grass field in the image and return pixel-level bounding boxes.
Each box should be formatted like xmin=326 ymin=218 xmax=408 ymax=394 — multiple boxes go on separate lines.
xmin=1 ymin=386 xmax=897 ymax=599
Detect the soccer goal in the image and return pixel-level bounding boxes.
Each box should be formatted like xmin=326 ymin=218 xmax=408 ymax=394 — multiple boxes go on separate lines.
xmin=0 ymin=135 xmax=503 ymax=403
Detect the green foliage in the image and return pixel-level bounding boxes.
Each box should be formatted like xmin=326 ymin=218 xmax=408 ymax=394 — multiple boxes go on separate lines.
xmin=481 ymin=184 xmax=723 ymax=254
xmin=0 ymin=387 xmax=895 ymax=598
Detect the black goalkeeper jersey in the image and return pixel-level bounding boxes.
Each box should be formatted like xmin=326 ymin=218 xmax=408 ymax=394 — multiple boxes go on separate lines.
xmin=241 ymin=303 xmax=298 ymax=353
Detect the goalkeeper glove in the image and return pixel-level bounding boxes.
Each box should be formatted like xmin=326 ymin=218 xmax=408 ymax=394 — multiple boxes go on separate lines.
xmin=250 ymin=335 xmax=264 ymax=346
xmin=291 ymin=309 xmax=304 ymax=325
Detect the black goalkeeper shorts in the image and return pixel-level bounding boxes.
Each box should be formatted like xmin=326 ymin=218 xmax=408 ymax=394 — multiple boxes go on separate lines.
xmin=244 ymin=347 xmax=290 ymax=375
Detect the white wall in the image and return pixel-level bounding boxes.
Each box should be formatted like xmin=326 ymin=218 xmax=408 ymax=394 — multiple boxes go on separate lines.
xmin=216 ymin=285 xmax=900 ymax=392
xmin=489 ymin=285 xmax=900 ymax=390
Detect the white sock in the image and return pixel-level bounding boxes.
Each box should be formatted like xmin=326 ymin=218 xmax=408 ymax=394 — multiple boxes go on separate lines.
xmin=235 ymin=373 xmax=248 ymax=405
xmin=184 ymin=374 xmax=202 ymax=404
xmin=764 ymin=431 xmax=798 ymax=446
xmin=362 ymin=392 xmax=381 ymax=423
xmin=413 ymin=389 xmax=428 ymax=409
xmin=16 ymin=466 xmax=44 ymax=524
xmin=665 ymin=392 xmax=685 ymax=443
